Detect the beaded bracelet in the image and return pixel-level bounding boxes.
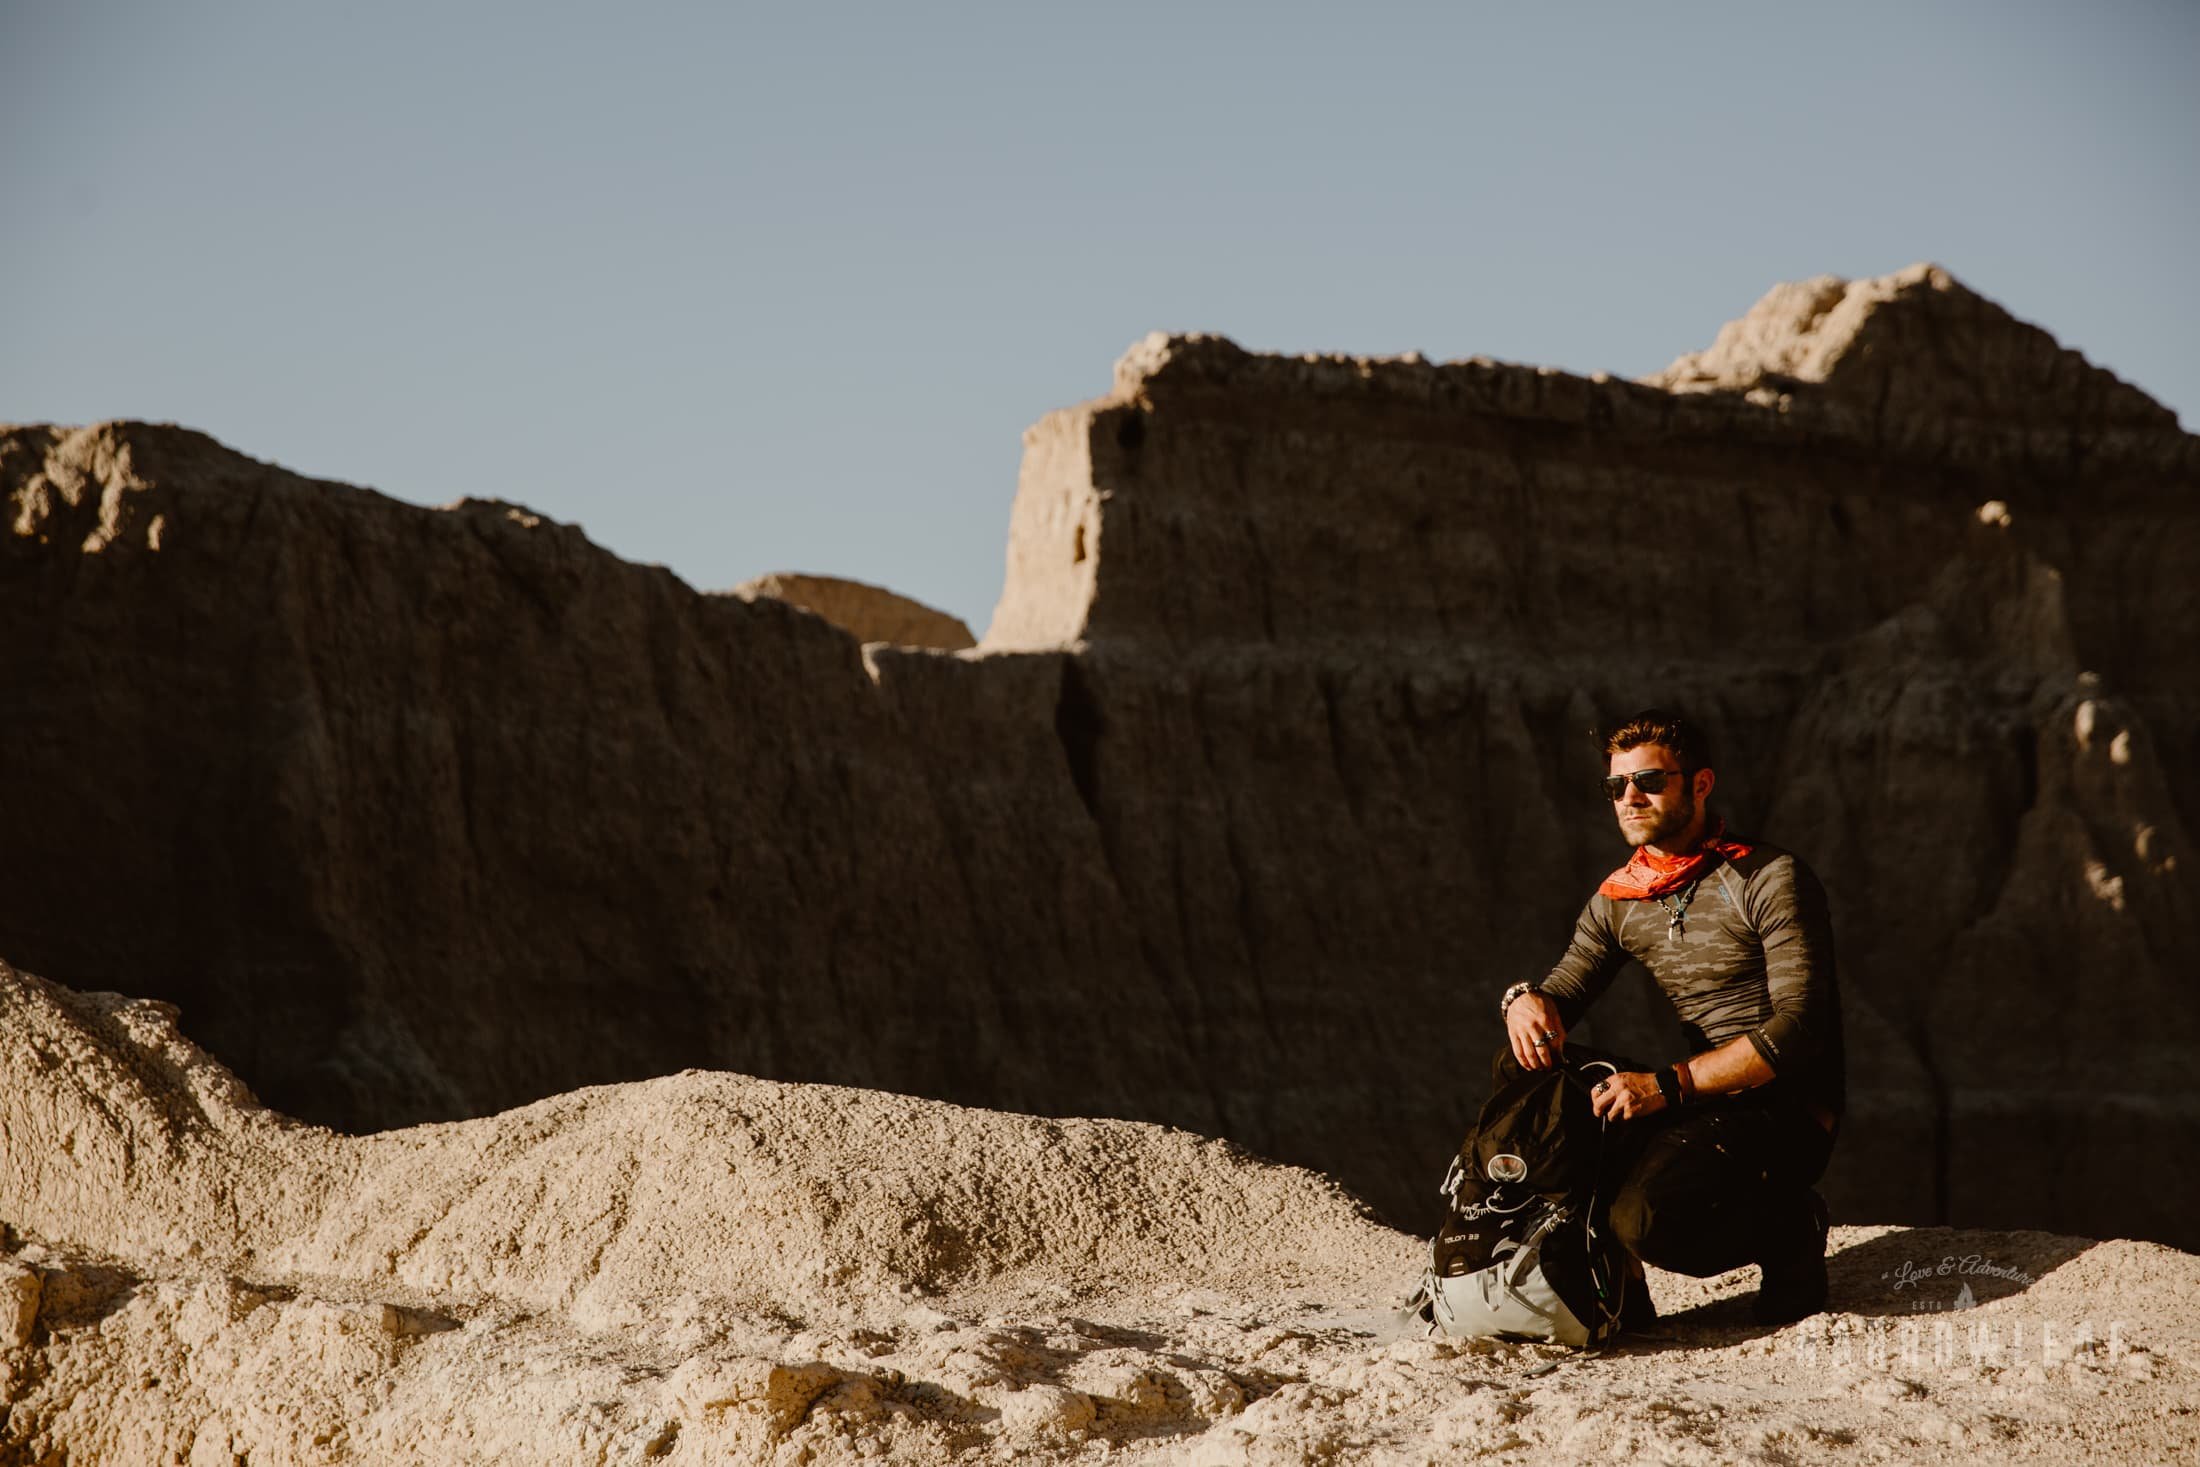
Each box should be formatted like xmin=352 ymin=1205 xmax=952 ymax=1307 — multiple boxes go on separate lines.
xmin=1498 ymin=980 xmax=1538 ymax=1022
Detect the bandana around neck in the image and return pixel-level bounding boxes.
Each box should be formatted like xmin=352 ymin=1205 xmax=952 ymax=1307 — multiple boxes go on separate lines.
xmin=1597 ymin=818 xmax=1753 ymax=900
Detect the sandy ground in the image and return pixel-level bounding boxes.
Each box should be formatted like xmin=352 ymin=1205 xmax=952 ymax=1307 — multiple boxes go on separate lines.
xmin=3 ymin=962 xmax=2195 ymax=1464
xmin=7 ymin=1223 xmax=2193 ymax=1464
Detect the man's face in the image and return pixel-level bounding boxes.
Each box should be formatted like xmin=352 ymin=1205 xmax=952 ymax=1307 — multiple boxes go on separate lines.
xmin=1608 ymin=743 xmax=1704 ymax=850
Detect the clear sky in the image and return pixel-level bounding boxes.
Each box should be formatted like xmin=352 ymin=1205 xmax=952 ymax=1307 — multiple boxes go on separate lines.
xmin=5 ymin=2 xmax=2193 ymax=631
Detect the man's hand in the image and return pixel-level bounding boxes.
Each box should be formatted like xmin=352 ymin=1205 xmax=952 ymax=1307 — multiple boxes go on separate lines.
xmin=1506 ymin=991 xmax=1568 ymax=1071
xmin=1589 ymin=1071 xmax=1668 ymax=1122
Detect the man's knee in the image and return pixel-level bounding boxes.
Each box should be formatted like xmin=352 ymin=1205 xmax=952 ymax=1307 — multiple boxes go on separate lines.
xmin=1607 ymin=1183 xmax=1657 ymax=1259
xmin=1607 ymin=1175 xmax=1761 ymax=1279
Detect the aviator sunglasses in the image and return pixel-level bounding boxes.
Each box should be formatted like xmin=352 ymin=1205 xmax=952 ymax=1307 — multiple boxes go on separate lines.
xmin=1601 ymin=768 xmax=1694 ymax=801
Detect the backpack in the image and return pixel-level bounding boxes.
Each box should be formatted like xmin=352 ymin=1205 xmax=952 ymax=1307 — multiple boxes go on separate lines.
xmin=1402 ymin=1051 xmax=1639 ymax=1348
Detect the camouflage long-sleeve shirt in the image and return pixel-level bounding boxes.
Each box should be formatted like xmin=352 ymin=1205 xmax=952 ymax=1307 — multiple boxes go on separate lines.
xmin=1536 ymin=842 xmax=1846 ymax=1119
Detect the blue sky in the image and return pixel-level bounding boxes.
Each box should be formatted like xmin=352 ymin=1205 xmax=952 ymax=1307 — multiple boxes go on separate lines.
xmin=5 ymin=2 xmax=2193 ymax=629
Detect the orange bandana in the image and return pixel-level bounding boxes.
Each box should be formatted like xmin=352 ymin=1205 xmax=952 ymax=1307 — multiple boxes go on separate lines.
xmin=1597 ymin=819 xmax=1753 ymax=900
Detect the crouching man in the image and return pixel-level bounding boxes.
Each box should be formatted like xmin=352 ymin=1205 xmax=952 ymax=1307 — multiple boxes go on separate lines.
xmin=1500 ymin=710 xmax=1845 ymax=1326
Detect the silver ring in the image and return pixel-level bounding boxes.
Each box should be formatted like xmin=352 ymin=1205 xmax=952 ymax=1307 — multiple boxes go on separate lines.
xmin=1532 ymin=1037 xmax=1550 ymax=1048
xmin=1542 ymin=1031 xmax=1558 ymax=1043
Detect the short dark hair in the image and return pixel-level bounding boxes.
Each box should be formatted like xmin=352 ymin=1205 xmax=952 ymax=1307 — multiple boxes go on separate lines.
xmin=1603 ymin=709 xmax=1713 ymax=772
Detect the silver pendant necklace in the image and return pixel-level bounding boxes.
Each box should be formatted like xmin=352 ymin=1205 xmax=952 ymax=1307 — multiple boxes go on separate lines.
xmin=1657 ymin=880 xmax=1701 ymax=941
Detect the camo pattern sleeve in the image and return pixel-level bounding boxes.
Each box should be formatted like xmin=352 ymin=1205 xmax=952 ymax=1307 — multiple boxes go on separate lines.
xmin=1535 ymin=895 xmax=1628 ymax=1028
xmin=1740 ymin=855 xmax=1837 ymax=1075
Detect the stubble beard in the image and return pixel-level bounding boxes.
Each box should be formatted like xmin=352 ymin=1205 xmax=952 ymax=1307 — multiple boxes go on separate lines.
xmin=1620 ymin=787 xmax=1695 ymax=849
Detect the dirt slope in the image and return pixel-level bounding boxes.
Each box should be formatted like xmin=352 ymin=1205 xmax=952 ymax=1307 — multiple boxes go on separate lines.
xmin=3 ymin=960 xmax=2195 ymax=1465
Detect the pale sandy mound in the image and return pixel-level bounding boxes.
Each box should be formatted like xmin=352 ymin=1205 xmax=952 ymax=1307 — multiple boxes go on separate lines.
xmin=0 ymin=959 xmax=1393 ymax=1317
xmin=5 ymin=959 xmax=2196 ymax=1464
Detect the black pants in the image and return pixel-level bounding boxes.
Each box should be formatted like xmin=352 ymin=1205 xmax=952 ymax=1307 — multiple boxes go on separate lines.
xmin=1603 ymin=1094 xmax=1834 ymax=1277
xmin=1488 ymin=1045 xmax=1836 ymax=1277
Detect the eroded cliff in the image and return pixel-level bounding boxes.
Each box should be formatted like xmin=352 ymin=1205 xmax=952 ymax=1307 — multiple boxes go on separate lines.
xmin=2 ymin=264 xmax=2193 ymax=1244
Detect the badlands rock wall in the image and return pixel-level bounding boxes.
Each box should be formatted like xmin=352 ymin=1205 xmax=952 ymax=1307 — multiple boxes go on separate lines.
xmin=2 ymin=264 xmax=2194 ymax=1244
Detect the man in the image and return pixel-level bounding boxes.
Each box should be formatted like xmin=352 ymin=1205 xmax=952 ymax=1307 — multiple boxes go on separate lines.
xmin=1498 ymin=709 xmax=1845 ymax=1326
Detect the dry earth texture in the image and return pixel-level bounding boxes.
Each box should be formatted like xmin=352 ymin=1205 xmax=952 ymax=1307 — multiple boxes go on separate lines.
xmin=1 ymin=264 xmax=2195 ymax=1259
xmin=4 ymin=961 xmax=2196 ymax=1465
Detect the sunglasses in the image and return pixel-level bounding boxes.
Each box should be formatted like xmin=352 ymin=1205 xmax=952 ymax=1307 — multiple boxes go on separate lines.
xmin=1601 ymin=768 xmax=1692 ymax=801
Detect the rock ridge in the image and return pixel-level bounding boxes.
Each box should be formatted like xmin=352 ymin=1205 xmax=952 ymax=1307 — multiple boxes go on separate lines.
xmin=730 ymin=571 xmax=976 ymax=650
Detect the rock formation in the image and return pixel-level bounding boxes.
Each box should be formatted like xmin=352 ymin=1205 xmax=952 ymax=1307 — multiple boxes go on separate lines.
xmin=2 ymin=263 xmax=2195 ymax=1254
xmin=730 ymin=571 xmax=976 ymax=650
xmin=4 ymin=958 xmax=2196 ymax=1465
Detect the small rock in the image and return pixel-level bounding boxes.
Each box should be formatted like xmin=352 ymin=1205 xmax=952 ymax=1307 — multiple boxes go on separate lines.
xmin=0 ymin=1264 xmax=40 ymax=1347
xmin=669 ymin=1356 xmax=844 ymax=1432
xmin=375 ymin=1304 xmax=460 ymax=1338
xmin=997 ymin=1383 xmax=1096 ymax=1438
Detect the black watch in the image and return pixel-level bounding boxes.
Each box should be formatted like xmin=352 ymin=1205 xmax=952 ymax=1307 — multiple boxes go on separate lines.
xmin=1654 ymin=1067 xmax=1683 ymax=1106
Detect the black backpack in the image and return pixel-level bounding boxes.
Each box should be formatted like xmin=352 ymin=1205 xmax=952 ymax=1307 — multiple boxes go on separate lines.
xmin=1404 ymin=1050 xmax=1639 ymax=1347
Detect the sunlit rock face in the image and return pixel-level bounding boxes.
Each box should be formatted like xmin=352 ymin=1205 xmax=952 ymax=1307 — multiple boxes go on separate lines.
xmin=3 ymin=263 xmax=2194 ymax=1244
xmin=729 ymin=571 xmax=975 ymax=650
